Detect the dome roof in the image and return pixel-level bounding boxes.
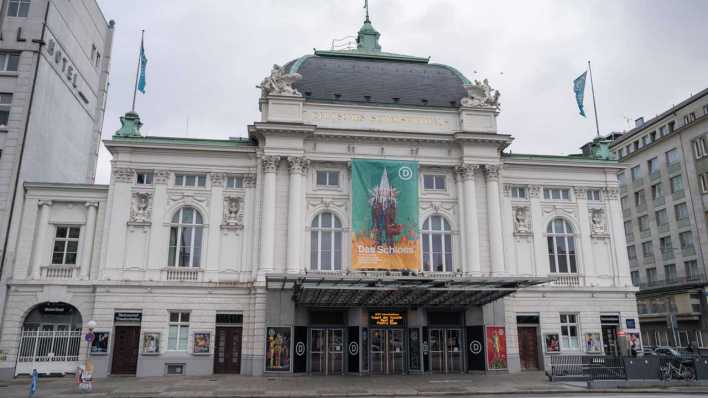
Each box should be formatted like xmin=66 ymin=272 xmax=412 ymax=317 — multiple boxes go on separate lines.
xmin=283 ymin=19 xmax=470 ymax=109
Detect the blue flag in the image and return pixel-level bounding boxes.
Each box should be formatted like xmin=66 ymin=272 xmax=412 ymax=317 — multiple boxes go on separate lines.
xmin=573 ymin=71 xmax=587 ymax=117
xmin=137 ymin=39 xmax=147 ymax=94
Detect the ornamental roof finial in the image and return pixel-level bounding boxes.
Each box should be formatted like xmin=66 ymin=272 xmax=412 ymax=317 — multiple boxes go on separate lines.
xmin=357 ymin=0 xmax=381 ymax=52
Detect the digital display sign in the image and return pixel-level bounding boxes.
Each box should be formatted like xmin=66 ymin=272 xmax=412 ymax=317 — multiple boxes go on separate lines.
xmin=369 ymin=311 xmax=404 ymax=327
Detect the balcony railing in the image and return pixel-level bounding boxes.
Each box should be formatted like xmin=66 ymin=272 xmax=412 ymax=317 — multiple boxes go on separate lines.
xmin=654 ymin=196 xmax=665 ymax=207
xmin=682 ymin=246 xmax=696 ymax=257
xmin=662 ymin=249 xmax=675 ymax=261
xmin=40 ymin=265 xmax=77 ymax=280
xmin=642 ymin=255 xmax=655 ymax=265
xmin=636 ymin=203 xmax=647 ymax=214
xmin=677 ymin=217 xmax=690 ymax=228
xmin=547 ymin=273 xmax=582 ymax=287
xmin=639 ymin=229 xmax=652 ymax=239
xmin=657 ymin=223 xmax=669 ymax=234
xmin=649 ymin=170 xmax=662 ymax=182
xmin=668 ymin=162 xmax=682 ymax=175
xmin=638 ymin=274 xmax=707 ymax=290
xmin=672 ymin=190 xmax=686 ymax=201
xmin=162 ymin=267 xmax=202 ymax=282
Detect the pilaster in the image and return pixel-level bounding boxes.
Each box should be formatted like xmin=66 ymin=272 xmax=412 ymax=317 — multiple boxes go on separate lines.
xmin=485 ymin=165 xmax=505 ymax=275
xmin=259 ymin=156 xmax=280 ymax=273
xmin=80 ymin=202 xmax=99 ymax=279
xmin=286 ymin=157 xmax=306 ymax=273
xmin=31 ymin=200 xmax=52 ymax=279
xmin=574 ymin=186 xmax=593 ymax=279
xmin=456 ymin=163 xmax=480 ymax=275
xmin=529 ymin=185 xmax=545 ymax=276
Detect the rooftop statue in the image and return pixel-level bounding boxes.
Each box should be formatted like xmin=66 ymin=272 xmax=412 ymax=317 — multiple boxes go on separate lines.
xmin=461 ymin=78 xmax=501 ymax=109
xmin=257 ymin=64 xmax=303 ymax=98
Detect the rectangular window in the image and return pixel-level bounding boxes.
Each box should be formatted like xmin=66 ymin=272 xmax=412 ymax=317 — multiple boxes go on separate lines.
xmin=650 ymin=131 xmax=657 ymax=142
xmin=543 ymin=188 xmax=570 ymax=200
xmin=670 ymin=175 xmax=683 ymax=193
xmin=559 ymin=314 xmax=580 ymax=351
xmin=659 ymin=236 xmax=673 ymax=254
xmin=511 ymin=186 xmax=527 ymax=199
xmin=694 ymin=137 xmax=707 ymax=159
xmin=175 ymin=174 xmax=206 ymax=187
xmin=647 ymin=157 xmax=659 ymax=174
xmin=674 ymin=203 xmax=688 ymax=221
xmin=136 ymin=172 xmax=153 ymax=185
xmin=225 ymin=175 xmax=243 ymax=189
xmin=631 ymin=165 xmax=641 ymax=181
xmin=646 ymin=267 xmax=657 ymax=284
xmin=620 ymin=196 xmax=629 ymax=209
xmin=7 ymin=0 xmax=30 ymax=17
xmin=642 ymin=135 xmax=650 ymax=146
xmin=624 ymin=221 xmax=633 ymax=239
xmin=679 ymin=231 xmax=694 ymax=251
xmin=0 ymin=52 xmax=19 ymax=72
xmin=627 ymin=245 xmax=637 ymax=260
xmin=659 ymin=125 xmax=668 ymax=137
xmin=665 ymin=148 xmax=680 ymax=165
xmin=167 ymin=312 xmax=190 ymax=351
xmin=0 ymin=92 xmax=11 ymax=127
xmin=423 ymin=174 xmax=446 ymax=191
xmin=587 ymin=189 xmax=601 ymax=201
xmin=704 ymin=104 xmax=708 ymax=116
xmin=316 ymin=170 xmax=339 ymax=187
xmin=684 ymin=115 xmax=690 ymax=125
xmin=52 ymin=226 xmax=80 ymax=265
xmin=631 ymin=271 xmax=640 ymax=287
xmin=638 ymin=215 xmax=650 ymax=232
xmin=642 ymin=241 xmax=653 ymax=258
xmin=700 ymin=174 xmax=708 ymax=194
xmin=618 ymin=172 xmax=626 ymax=186
xmin=664 ymin=264 xmax=677 ymax=282
xmin=651 ymin=183 xmax=663 ymax=200
xmin=686 ymin=260 xmax=700 ymax=280
xmin=634 ymin=190 xmax=646 ymax=207
xmin=655 ymin=209 xmax=668 ymax=226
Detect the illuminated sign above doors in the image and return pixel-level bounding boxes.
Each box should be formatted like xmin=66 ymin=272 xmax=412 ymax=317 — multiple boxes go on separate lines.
xmin=369 ymin=311 xmax=405 ymax=327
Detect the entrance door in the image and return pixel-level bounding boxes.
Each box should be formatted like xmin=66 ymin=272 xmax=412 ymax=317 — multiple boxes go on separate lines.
xmin=309 ymin=328 xmax=344 ymax=375
xmin=602 ymin=325 xmax=619 ymax=356
xmin=429 ymin=328 xmax=463 ymax=373
xmin=446 ymin=329 xmax=463 ymax=372
xmin=214 ymin=327 xmax=242 ymax=373
xmin=517 ymin=326 xmax=539 ymax=370
xmin=369 ymin=329 xmax=405 ymax=375
xmin=112 ymin=326 xmax=140 ymax=375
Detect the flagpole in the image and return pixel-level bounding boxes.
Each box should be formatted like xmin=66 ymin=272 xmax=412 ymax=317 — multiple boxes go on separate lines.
xmin=131 ymin=30 xmax=144 ymax=112
xmin=588 ymin=60 xmax=600 ymax=137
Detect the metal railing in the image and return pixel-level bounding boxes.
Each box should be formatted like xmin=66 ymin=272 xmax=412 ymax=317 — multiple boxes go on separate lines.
xmin=639 ymin=274 xmax=707 ymax=290
xmin=548 ymin=355 xmax=626 ymax=381
xmin=15 ymin=330 xmax=81 ymax=375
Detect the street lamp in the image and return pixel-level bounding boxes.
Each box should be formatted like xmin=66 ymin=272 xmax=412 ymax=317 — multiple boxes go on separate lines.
xmin=79 ymin=320 xmax=96 ymax=393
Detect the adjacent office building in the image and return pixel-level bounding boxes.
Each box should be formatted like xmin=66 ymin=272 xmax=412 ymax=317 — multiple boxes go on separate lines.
xmin=611 ymin=88 xmax=708 ymax=348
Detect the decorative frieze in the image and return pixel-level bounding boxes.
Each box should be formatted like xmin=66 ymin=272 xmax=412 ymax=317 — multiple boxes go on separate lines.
xmin=112 ymin=167 xmax=133 ymax=183
xmin=261 ymin=156 xmax=281 ymax=173
xmin=128 ymin=192 xmax=151 ymax=225
xmin=421 ymin=200 xmax=456 ymax=215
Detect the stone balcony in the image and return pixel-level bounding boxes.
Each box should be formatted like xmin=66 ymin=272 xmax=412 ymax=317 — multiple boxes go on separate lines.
xmin=40 ymin=265 xmax=78 ymax=280
xmin=161 ymin=267 xmax=203 ymax=282
xmin=547 ymin=273 xmax=583 ymax=288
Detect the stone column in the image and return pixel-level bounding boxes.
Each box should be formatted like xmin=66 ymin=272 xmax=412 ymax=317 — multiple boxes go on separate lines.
xmin=605 ymin=187 xmax=630 ymax=286
xmin=286 ymin=157 xmax=305 ymax=273
xmin=458 ymin=163 xmax=480 ymax=275
xmin=501 ymin=185 xmax=515 ymax=274
xmin=574 ymin=187 xmax=593 ymax=279
xmin=31 ymin=200 xmax=53 ymax=279
xmin=529 ymin=185 xmax=545 ymax=276
xmin=260 ymin=156 xmax=280 ymax=272
xmin=453 ymin=168 xmax=467 ymax=271
xmin=147 ymin=170 xmax=169 ymax=270
xmin=80 ymin=202 xmax=99 ymax=279
xmin=485 ymin=165 xmax=505 ymax=275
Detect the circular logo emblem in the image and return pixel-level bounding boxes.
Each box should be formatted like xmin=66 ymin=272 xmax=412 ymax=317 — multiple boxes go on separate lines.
xmin=295 ymin=342 xmax=306 ymax=357
xmin=398 ymin=166 xmax=413 ymax=181
xmin=349 ymin=341 xmax=359 ymax=356
xmin=469 ymin=340 xmax=482 ymax=355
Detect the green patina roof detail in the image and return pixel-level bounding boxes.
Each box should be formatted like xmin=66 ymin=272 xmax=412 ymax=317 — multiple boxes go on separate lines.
xmin=111 ymin=135 xmax=255 ymax=147
xmin=357 ymin=19 xmax=381 ymax=52
xmin=313 ymin=49 xmax=429 ymax=63
xmin=289 ymin=54 xmax=314 ymax=74
xmin=430 ymin=63 xmax=471 ymax=84
xmin=114 ymin=111 xmax=143 ymax=137
xmin=504 ymin=152 xmax=619 ymax=164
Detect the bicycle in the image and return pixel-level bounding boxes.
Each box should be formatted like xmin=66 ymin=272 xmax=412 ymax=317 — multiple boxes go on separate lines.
xmin=659 ymin=360 xmax=696 ymax=381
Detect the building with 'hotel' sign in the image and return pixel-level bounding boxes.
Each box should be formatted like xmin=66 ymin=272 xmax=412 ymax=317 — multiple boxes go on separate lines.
xmin=0 ymin=13 xmax=640 ymax=378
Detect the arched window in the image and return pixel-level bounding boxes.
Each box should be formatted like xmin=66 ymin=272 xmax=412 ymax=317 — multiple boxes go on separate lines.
xmin=547 ymin=218 xmax=577 ymax=273
xmin=422 ymin=215 xmax=453 ymax=272
xmin=168 ymin=207 xmax=204 ymax=267
xmin=310 ymin=212 xmax=342 ymax=271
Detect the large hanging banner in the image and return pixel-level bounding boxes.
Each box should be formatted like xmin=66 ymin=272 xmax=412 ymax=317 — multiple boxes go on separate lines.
xmin=486 ymin=326 xmax=508 ymax=370
xmin=351 ymin=159 xmax=420 ymax=270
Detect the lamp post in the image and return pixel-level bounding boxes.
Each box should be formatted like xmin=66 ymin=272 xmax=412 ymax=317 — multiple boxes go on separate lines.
xmin=79 ymin=320 xmax=96 ymax=393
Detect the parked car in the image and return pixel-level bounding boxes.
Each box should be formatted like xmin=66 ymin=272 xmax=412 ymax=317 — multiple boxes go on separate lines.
xmin=640 ymin=347 xmax=656 ymax=356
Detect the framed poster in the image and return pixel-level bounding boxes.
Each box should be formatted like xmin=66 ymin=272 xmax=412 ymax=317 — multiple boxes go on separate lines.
xmin=544 ymin=333 xmax=560 ymax=354
xmin=142 ymin=332 xmax=160 ymax=354
xmin=351 ymin=159 xmax=420 ymax=271
xmin=627 ymin=332 xmax=642 ymax=354
xmin=486 ymin=326 xmax=507 ymax=370
xmin=90 ymin=331 xmax=110 ymax=354
xmin=193 ymin=332 xmax=211 ymax=354
xmin=265 ymin=327 xmax=291 ymax=371
xmin=584 ymin=333 xmax=603 ymax=353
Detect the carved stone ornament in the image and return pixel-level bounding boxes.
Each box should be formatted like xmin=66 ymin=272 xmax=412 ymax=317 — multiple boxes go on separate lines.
xmin=112 ymin=167 xmax=133 ymax=183
xmin=604 ymin=187 xmax=620 ymax=200
xmin=257 ymin=64 xmax=302 ymax=98
xmin=503 ymin=184 xmax=512 ymax=197
xmin=454 ymin=163 xmax=479 ymax=181
xmin=528 ymin=185 xmax=541 ymax=199
xmin=261 ymin=156 xmax=281 ymax=174
xmin=590 ymin=208 xmax=609 ymax=236
xmin=222 ymin=196 xmax=244 ymax=230
xmin=154 ymin=170 xmax=170 ymax=184
xmin=421 ymin=201 xmax=456 ymax=215
xmin=209 ymin=172 xmax=225 ymax=186
xmin=128 ymin=192 xmax=152 ymax=224
xmin=573 ymin=186 xmax=587 ymax=197
xmin=307 ymin=197 xmax=347 ymax=211
xmin=288 ymin=157 xmax=306 ymax=175
xmin=513 ymin=206 xmax=531 ymax=235
xmin=460 ymin=78 xmax=501 ymax=109
xmin=243 ymin=173 xmax=257 ymax=188
xmin=485 ymin=164 xmax=500 ymax=180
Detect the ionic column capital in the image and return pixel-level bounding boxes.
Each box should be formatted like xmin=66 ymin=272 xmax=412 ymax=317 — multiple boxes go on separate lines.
xmin=603 ymin=187 xmax=620 ymax=200
xmin=261 ymin=156 xmax=281 ymax=174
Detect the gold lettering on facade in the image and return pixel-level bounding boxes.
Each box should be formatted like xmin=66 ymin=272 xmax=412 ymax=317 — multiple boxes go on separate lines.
xmin=305 ymin=111 xmax=449 ymax=127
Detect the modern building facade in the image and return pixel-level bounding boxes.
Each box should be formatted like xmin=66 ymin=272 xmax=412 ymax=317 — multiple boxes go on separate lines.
xmin=611 ymin=88 xmax=708 ymax=349
xmin=0 ymin=15 xmax=639 ymax=379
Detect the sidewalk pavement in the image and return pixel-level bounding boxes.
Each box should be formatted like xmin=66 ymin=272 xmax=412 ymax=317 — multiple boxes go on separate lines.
xmin=2 ymin=371 xmax=708 ymax=397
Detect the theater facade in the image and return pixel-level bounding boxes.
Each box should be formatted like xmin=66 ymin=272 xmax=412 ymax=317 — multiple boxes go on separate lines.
xmin=0 ymin=17 xmax=640 ymax=378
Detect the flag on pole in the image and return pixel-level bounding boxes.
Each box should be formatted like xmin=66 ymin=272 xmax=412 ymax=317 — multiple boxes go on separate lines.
xmin=573 ymin=71 xmax=587 ymax=117
xmin=137 ymin=38 xmax=147 ymax=94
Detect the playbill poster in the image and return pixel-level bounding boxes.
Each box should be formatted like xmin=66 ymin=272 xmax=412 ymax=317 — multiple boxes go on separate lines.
xmin=351 ymin=159 xmax=420 ymax=270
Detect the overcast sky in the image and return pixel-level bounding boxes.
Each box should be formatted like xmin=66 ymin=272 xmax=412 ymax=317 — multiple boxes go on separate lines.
xmin=94 ymin=0 xmax=708 ymax=184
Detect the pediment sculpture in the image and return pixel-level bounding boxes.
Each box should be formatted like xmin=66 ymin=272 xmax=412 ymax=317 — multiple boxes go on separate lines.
xmin=461 ymin=78 xmax=501 ymax=109
xmin=129 ymin=192 xmax=152 ymax=224
xmin=257 ymin=64 xmax=302 ymax=98
xmin=222 ymin=196 xmax=244 ymax=229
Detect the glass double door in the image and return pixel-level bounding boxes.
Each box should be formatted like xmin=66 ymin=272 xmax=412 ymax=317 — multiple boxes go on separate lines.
xmin=429 ymin=328 xmax=463 ymax=373
xmin=310 ymin=328 xmax=344 ymax=375
xmin=370 ymin=329 xmax=405 ymax=375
